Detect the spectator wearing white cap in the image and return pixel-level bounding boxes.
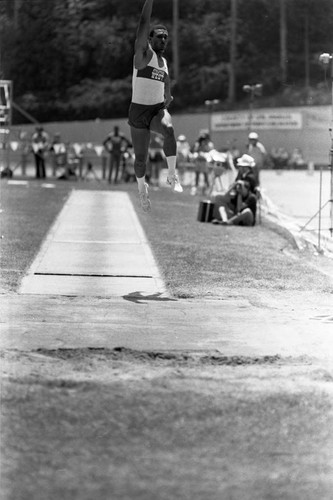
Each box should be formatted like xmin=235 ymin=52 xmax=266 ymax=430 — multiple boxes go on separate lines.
xmin=234 ymin=153 xmax=258 ymax=192
xmin=247 ymin=131 xmax=267 ymax=186
xmin=211 ymin=154 xmax=257 ymax=225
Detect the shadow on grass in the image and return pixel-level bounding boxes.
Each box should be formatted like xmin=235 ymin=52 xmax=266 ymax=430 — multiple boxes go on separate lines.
xmin=122 ymin=291 xmax=177 ymax=304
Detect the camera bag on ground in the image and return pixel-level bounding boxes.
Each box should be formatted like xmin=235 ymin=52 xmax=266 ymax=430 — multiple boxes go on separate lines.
xmin=197 ymin=200 xmax=215 ymax=222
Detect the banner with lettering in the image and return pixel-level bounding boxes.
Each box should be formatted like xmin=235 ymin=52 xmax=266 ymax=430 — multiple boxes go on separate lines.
xmin=212 ymin=111 xmax=302 ymax=131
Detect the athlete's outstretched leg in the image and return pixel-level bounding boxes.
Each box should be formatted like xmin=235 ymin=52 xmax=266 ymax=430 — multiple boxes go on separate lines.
xmin=130 ymin=126 xmax=152 ymax=212
xmin=151 ymin=109 xmax=183 ymax=192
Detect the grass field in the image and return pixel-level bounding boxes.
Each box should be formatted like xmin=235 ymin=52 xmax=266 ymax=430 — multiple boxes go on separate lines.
xmin=2 ymin=348 xmax=333 ymax=500
xmin=1 ymin=179 xmax=332 ymax=295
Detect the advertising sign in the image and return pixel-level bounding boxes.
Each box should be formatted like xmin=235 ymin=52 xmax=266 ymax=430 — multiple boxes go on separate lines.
xmin=212 ymin=111 xmax=302 ymax=131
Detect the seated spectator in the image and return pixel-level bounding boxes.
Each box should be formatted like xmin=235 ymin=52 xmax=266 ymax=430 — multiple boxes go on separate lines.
xmin=211 ymin=179 xmax=257 ymax=226
xmin=209 ymin=153 xmax=257 ymax=211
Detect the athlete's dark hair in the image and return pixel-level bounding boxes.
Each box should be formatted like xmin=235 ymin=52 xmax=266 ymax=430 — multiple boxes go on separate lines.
xmin=149 ymin=24 xmax=168 ymax=37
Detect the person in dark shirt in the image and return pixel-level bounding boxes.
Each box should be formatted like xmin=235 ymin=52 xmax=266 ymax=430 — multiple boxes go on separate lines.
xmin=31 ymin=126 xmax=49 ymax=178
xmin=103 ymin=126 xmax=131 ymax=184
xmin=211 ymin=153 xmax=258 ymax=225
xmin=212 ymin=179 xmax=257 ymax=226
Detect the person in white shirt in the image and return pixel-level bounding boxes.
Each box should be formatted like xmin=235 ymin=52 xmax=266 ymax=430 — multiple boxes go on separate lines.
xmin=247 ymin=131 xmax=267 ymax=186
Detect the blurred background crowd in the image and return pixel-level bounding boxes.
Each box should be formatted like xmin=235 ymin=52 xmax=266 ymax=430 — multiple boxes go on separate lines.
xmin=0 ymin=125 xmax=308 ymax=192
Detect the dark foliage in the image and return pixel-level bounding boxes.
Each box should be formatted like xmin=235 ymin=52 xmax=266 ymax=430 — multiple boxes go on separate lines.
xmin=0 ymin=0 xmax=332 ymax=123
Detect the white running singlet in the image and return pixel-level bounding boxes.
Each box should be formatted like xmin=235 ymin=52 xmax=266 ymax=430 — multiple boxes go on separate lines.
xmin=132 ymin=51 xmax=168 ymax=106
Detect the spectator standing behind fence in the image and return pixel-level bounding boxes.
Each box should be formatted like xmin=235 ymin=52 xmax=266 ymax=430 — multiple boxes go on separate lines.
xmin=103 ymin=126 xmax=131 ymax=184
xmin=213 ymin=154 xmax=257 ymax=225
xmin=31 ymin=126 xmax=49 ymax=179
xmin=191 ymin=130 xmax=214 ymax=195
xmin=49 ymin=132 xmax=67 ymax=178
xmin=247 ymin=131 xmax=267 ymax=186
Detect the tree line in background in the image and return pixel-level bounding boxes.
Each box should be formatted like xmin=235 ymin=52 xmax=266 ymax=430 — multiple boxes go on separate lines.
xmin=0 ymin=0 xmax=332 ymax=124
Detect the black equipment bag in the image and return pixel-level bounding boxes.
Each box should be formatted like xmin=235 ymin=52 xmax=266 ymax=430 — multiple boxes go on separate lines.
xmin=197 ymin=200 xmax=215 ymax=222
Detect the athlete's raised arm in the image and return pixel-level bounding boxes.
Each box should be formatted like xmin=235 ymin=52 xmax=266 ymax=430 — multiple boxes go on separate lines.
xmin=134 ymin=0 xmax=154 ymax=69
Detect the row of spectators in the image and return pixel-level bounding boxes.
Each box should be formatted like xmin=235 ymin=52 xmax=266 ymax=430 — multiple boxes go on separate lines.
xmin=1 ymin=125 xmax=308 ymax=182
xmin=270 ymin=146 xmax=307 ymax=170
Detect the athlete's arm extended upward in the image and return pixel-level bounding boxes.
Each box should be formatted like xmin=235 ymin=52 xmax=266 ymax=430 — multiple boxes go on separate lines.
xmin=134 ymin=0 xmax=154 ymax=69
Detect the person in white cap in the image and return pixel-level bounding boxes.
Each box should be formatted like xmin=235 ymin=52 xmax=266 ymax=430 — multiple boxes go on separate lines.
xmin=234 ymin=153 xmax=258 ymax=192
xmin=247 ymin=131 xmax=267 ymax=186
xmin=210 ymin=153 xmax=258 ymax=224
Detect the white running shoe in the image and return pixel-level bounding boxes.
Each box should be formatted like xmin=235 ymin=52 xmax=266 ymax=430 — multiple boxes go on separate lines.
xmin=167 ymin=173 xmax=183 ymax=193
xmin=139 ymin=183 xmax=151 ymax=213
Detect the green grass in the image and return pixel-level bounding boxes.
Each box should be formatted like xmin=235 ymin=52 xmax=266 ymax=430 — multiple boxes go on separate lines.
xmin=131 ymin=188 xmax=332 ymax=297
xmin=0 ymin=181 xmax=72 ymax=291
xmin=2 ymin=350 xmax=333 ymax=500
xmin=1 ymin=179 xmax=332 ymax=295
